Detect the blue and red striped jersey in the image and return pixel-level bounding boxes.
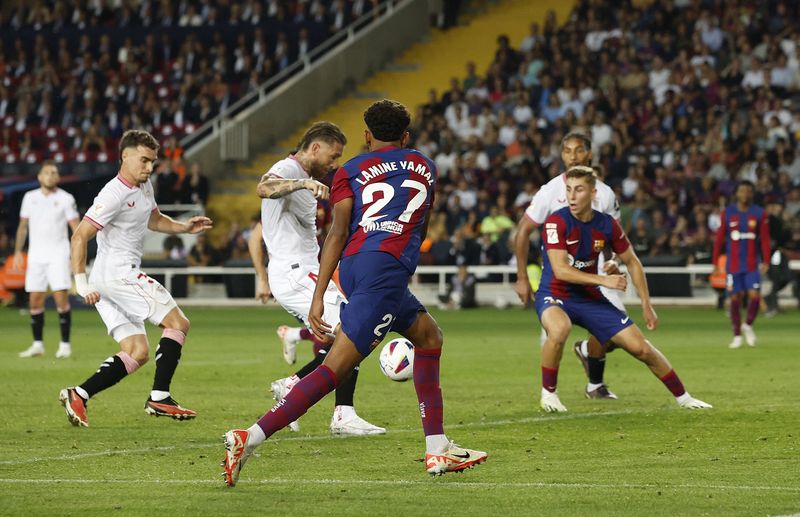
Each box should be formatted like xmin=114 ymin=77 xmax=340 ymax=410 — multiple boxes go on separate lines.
xmin=712 ymin=204 xmax=770 ymax=274
xmin=330 ymin=145 xmax=436 ymax=273
xmin=537 ymin=207 xmax=630 ymax=301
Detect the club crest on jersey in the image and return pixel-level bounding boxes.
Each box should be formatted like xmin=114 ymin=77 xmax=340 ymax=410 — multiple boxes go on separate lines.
xmin=593 ymin=239 xmax=605 ymax=252
xmin=748 ymin=219 xmax=757 ymax=229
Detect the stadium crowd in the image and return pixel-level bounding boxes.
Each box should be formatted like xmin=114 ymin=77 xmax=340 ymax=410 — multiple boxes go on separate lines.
xmin=404 ymin=0 xmax=800 ymax=274
xmin=0 ymin=0 xmax=382 ymax=165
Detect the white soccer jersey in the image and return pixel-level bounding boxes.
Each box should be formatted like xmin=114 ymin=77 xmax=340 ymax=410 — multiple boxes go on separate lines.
xmin=260 ymin=155 xmax=320 ymax=269
xmin=19 ymin=188 xmax=79 ymax=264
xmin=524 ymin=173 xmax=620 ymax=224
xmin=84 ymin=174 xmax=157 ymax=281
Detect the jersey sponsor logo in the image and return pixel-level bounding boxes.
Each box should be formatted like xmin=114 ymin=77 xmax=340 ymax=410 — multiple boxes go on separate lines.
xmin=90 ymin=202 xmax=105 ymax=214
xmin=568 ymin=254 xmax=595 ymax=270
xmin=566 ymin=239 xmax=579 ymax=245
xmin=593 ymin=239 xmax=605 ymax=252
xmin=362 ymin=219 xmax=404 ymax=235
xmin=730 ymin=230 xmax=756 ymax=241
xmin=547 ymin=229 xmax=559 ymax=244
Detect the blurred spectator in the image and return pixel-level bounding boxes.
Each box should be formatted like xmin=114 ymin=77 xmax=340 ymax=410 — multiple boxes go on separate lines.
xmin=181 ymin=162 xmax=210 ymax=206
xmin=163 ymin=235 xmax=186 ymax=260
xmin=188 ymin=234 xmax=220 ymax=267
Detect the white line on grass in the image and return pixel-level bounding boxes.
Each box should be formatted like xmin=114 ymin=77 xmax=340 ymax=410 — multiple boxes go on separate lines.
xmin=0 ymin=478 xmax=798 ymax=493
xmin=0 ymin=410 xmax=637 ymax=466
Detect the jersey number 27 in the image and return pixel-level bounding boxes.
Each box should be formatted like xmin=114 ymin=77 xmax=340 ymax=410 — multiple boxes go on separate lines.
xmin=359 ymin=180 xmax=428 ymax=227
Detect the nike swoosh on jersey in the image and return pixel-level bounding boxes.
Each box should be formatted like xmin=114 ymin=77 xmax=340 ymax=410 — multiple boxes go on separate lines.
xmin=566 ymin=240 xmax=579 ymax=245
xmin=621 ymin=317 xmax=630 ymax=324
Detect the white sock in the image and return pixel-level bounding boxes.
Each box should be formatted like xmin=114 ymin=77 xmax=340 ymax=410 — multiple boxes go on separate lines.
xmin=587 ymin=382 xmax=603 ymax=391
xmin=287 ymin=327 xmax=303 ymax=342
xmin=334 ymin=405 xmax=356 ymax=419
xmin=32 ymin=340 xmax=44 ymax=349
xmin=246 ymin=424 xmax=267 ymax=448
xmin=580 ymin=340 xmax=589 ymax=357
xmin=58 ymin=342 xmax=71 ymax=349
xmin=425 ymin=434 xmax=450 ymax=454
xmin=675 ymin=392 xmax=692 ymax=405
xmin=74 ymin=386 xmax=90 ymax=400
xmin=150 ymin=390 xmax=170 ymax=401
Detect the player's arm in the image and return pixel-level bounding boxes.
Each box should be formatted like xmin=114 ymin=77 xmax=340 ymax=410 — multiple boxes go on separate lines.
xmin=712 ymin=212 xmax=726 ymax=271
xmin=759 ymin=211 xmax=771 ymax=274
xmin=148 ymin=209 xmax=213 ymax=235
xmin=547 ymin=248 xmax=627 ymax=290
xmin=256 ymin=172 xmax=329 ymax=200
xmin=247 ymin=221 xmax=271 ymax=303
xmin=513 ymin=215 xmax=538 ymax=303
xmin=616 ymin=247 xmax=657 ymax=330
xmin=70 ymin=220 xmax=101 ymax=305
xmin=68 ymin=218 xmax=80 ymax=233
xmin=309 ymin=198 xmax=352 ymax=339
xmin=12 ymin=218 xmax=28 ymax=269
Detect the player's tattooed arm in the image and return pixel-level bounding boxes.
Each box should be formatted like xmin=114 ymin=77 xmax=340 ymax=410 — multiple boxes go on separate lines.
xmin=257 ymin=173 xmax=330 ymax=200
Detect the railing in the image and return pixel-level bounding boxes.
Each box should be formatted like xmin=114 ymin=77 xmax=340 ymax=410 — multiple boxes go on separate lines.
xmin=180 ymin=0 xmax=401 ymax=154
xmin=139 ymin=262 xmax=800 ymax=307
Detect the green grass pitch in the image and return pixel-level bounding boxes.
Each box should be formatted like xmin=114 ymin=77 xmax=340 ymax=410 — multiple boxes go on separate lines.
xmin=1 ymin=305 xmax=798 ymax=516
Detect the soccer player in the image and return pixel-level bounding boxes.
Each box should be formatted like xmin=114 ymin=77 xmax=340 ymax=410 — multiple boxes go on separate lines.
xmin=15 ymin=162 xmax=80 ymax=359
xmin=222 ymin=99 xmax=487 ymax=486
xmin=534 ymin=167 xmax=711 ymax=411
xmin=515 ymin=133 xmax=622 ymax=410
xmin=712 ymin=180 xmax=771 ymax=349
xmin=247 ymin=122 xmax=384 ymax=436
xmin=59 ymin=130 xmax=213 ymax=427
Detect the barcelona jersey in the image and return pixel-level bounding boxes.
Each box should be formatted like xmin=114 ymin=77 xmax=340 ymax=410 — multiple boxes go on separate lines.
xmin=537 ymin=207 xmax=630 ymax=301
xmin=712 ymin=204 xmax=770 ymax=274
xmin=330 ymin=145 xmax=436 ymax=274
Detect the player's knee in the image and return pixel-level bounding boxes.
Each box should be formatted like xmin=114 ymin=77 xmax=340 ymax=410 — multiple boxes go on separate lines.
xmin=174 ymin=315 xmax=190 ymax=335
xmin=547 ymin=324 xmax=570 ymax=345
xmin=130 ymin=349 xmax=149 ymax=365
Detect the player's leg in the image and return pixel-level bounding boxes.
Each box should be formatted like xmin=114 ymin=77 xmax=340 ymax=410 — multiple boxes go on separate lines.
xmin=52 ymin=290 xmax=72 ymax=358
xmin=20 ymin=291 xmax=46 ymax=357
xmin=609 ymin=325 xmax=712 ymax=409
xmin=573 ymin=335 xmax=618 ymax=399
xmin=59 ymin=322 xmax=147 ymax=427
xmin=223 ymin=329 xmax=357 ymax=486
xmin=399 ymin=307 xmax=487 ymax=475
xmin=740 ymin=273 xmax=761 ymax=347
xmin=538 ymin=304 xmax=572 ymax=413
xmin=144 ymin=306 xmax=196 ymax=419
xmin=728 ymin=274 xmax=744 ymax=348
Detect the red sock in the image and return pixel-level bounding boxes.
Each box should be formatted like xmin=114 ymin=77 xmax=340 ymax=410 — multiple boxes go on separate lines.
xmin=300 ymin=328 xmax=313 ymax=340
xmin=730 ymin=297 xmax=741 ymax=335
xmin=413 ymin=348 xmax=444 ymax=436
xmin=257 ymin=365 xmax=337 ymax=439
xmin=542 ymin=366 xmax=558 ymax=393
xmin=746 ymin=297 xmax=759 ymax=325
xmin=659 ymin=369 xmax=686 ymax=397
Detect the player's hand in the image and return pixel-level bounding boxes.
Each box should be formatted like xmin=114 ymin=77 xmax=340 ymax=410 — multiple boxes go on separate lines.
xmin=11 ymin=252 xmax=24 ymax=271
xmin=308 ymin=296 xmax=332 ymax=339
xmin=603 ymin=274 xmax=628 ymax=291
xmin=74 ymin=273 xmax=101 ymax=305
xmin=643 ymin=304 xmax=658 ymax=330
xmin=514 ymin=276 xmax=533 ymax=303
xmin=759 ymin=263 xmax=769 ymax=274
xmin=256 ymin=278 xmax=271 ymax=304
xmin=304 ymin=179 xmax=330 ymax=200
xmin=183 ymin=216 xmax=214 ymax=234
xmin=602 ymin=259 xmax=621 ymax=275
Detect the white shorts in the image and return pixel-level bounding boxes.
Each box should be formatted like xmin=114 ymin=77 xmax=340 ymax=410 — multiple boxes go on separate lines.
xmin=600 ymin=286 xmax=627 ymax=313
xmin=93 ymin=269 xmax=178 ymax=342
xmin=25 ymin=260 xmax=71 ymax=293
xmin=269 ymin=263 xmax=345 ymax=332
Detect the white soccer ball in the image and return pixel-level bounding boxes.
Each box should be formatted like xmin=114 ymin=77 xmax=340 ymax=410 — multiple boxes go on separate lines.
xmin=378 ymin=338 xmax=414 ymax=382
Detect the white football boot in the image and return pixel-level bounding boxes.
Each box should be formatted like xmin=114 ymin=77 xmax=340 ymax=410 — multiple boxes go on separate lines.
xmin=677 ymin=393 xmax=713 ymax=409
xmin=329 ymin=406 xmax=386 ymax=436
xmin=425 ymin=441 xmax=488 ymax=475
xmin=270 ymin=375 xmax=300 ymax=432
xmin=540 ymin=389 xmax=568 ymax=413
xmin=741 ymin=323 xmax=757 ymax=347
xmin=276 ymin=325 xmax=299 ymax=364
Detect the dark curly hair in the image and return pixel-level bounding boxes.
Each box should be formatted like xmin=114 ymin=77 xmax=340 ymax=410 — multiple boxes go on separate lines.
xmin=363 ymin=99 xmax=411 ymax=142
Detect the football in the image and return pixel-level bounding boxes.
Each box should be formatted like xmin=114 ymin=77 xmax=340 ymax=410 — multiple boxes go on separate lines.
xmin=378 ymin=338 xmax=415 ymax=381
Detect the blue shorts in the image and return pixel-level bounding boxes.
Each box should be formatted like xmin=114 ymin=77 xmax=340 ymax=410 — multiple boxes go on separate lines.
xmin=338 ymin=252 xmax=426 ymax=356
xmin=535 ymin=294 xmax=633 ymax=344
xmin=727 ymin=271 xmax=761 ymax=294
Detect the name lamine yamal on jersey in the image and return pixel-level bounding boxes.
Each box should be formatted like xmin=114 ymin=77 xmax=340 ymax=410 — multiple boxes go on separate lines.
xmin=356 ymin=160 xmax=434 ymax=186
